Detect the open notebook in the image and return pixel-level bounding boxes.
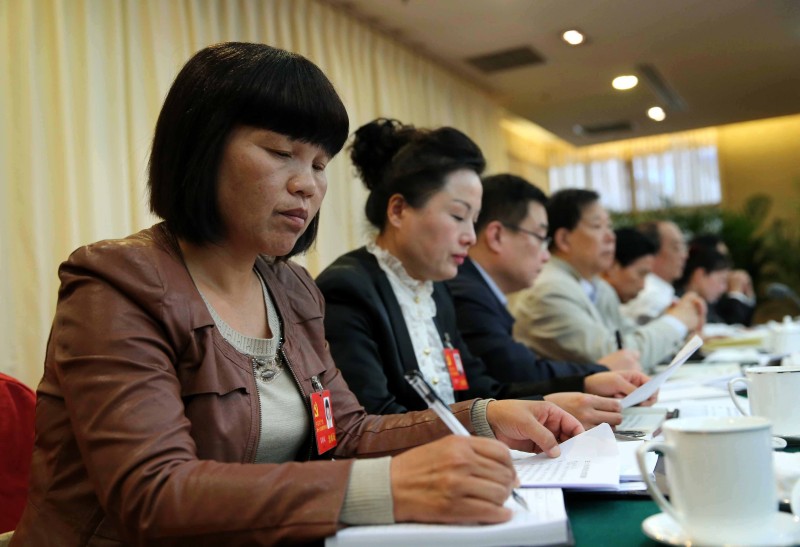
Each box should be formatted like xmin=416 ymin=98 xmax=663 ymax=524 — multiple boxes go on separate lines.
xmin=324 ymin=488 xmax=570 ymax=547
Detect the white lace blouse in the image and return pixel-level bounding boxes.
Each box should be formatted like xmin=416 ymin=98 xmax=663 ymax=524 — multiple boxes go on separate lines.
xmin=367 ymin=241 xmax=455 ymax=405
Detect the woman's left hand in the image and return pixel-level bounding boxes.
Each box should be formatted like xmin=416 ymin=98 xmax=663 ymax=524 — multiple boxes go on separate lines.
xmin=485 ymin=400 xmax=584 ymax=457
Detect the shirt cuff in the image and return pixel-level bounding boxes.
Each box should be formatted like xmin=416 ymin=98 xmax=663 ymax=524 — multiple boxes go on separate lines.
xmin=727 ymin=291 xmax=755 ymax=305
xmin=470 ymin=398 xmax=496 ymax=438
xmin=339 ymin=456 xmax=394 ymax=525
xmin=661 ymin=314 xmax=688 ymax=338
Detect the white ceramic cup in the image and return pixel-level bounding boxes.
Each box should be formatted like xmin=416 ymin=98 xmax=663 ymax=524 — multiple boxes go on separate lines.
xmin=727 ymin=365 xmax=800 ymax=437
xmin=769 ymin=316 xmax=800 ymax=355
xmin=636 ymin=416 xmax=776 ymax=545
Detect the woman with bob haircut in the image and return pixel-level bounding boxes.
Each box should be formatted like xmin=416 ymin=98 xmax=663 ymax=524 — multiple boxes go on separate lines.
xmin=316 ymin=118 xmax=640 ymax=427
xmin=11 ymin=43 xmax=582 ymax=547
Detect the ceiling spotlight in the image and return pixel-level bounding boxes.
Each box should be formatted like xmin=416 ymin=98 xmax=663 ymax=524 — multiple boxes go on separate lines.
xmin=612 ymin=75 xmax=638 ymax=90
xmin=562 ymin=30 xmax=585 ymax=46
xmin=647 ymin=106 xmax=666 ymax=121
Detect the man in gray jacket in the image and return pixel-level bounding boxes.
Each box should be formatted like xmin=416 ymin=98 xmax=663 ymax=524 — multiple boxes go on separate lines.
xmin=510 ymin=189 xmax=706 ymax=372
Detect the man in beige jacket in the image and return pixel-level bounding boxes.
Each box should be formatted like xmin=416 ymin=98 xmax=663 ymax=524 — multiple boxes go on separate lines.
xmin=510 ymin=189 xmax=706 ymax=372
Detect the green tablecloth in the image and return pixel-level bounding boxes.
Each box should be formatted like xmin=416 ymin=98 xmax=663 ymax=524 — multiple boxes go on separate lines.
xmin=566 ymin=494 xmax=661 ymax=546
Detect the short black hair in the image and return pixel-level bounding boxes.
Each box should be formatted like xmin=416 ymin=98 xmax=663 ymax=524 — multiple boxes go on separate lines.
xmin=676 ymin=247 xmax=732 ymax=288
xmin=475 ymin=174 xmax=547 ymax=234
xmin=349 ymin=118 xmax=486 ymax=230
xmin=546 ymin=188 xmax=600 ymax=244
xmin=615 ymin=227 xmax=658 ymax=267
xmin=690 ymin=233 xmax=727 ymax=255
xmin=635 ymin=221 xmax=668 ymax=254
xmin=148 ymin=42 xmax=349 ymax=258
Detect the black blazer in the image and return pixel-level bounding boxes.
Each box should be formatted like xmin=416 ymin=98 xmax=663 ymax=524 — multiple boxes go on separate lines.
xmin=675 ymin=286 xmax=754 ymax=326
xmin=316 ymin=248 xmax=551 ymax=414
xmin=714 ymin=295 xmax=755 ymax=326
xmin=446 ymin=258 xmax=607 ymax=384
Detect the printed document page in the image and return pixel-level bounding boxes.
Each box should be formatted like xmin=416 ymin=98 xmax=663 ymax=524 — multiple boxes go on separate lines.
xmin=325 ymin=488 xmax=568 ymax=547
xmin=621 ymin=335 xmax=703 ymax=408
xmin=513 ymin=423 xmax=619 ymax=489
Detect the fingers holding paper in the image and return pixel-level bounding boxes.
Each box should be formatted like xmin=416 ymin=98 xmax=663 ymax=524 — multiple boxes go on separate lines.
xmin=584 ymin=370 xmax=656 ymax=405
xmin=391 ymin=435 xmax=516 ymax=524
xmin=485 ymin=400 xmax=584 ymax=457
xmin=543 ymin=392 xmax=624 ymax=429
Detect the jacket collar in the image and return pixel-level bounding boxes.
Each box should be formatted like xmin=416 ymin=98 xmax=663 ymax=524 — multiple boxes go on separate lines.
xmin=352 ymin=248 xmax=421 ymax=373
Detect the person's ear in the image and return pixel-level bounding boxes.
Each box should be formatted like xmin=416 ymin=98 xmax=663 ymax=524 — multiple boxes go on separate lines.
xmin=385 ymin=194 xmax=408 ymax=229
xmin=483 ymin=220 xmax=505 ymax=254
xmin=689 ymin=268 xmax=706 ymax=288
xmin=553 ymin=227 xmax=571 ymax=253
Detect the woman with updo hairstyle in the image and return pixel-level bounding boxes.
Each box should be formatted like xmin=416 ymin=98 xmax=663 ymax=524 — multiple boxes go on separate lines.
xmin=318 ymin=118 xmax=597 ymax=427
xmin=11 ymin=48 xmax=581 ymax=547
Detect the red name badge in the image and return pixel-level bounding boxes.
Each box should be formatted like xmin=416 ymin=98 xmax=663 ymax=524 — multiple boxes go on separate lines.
xmin=311 ymin=390 xmax=337 ymax=455
xmin=443 ymin=348 xmax=469 ymax=391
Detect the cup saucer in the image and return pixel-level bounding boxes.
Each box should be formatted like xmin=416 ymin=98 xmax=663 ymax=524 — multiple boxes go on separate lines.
xmin=642 ymin=511 xmax=800 ymax=546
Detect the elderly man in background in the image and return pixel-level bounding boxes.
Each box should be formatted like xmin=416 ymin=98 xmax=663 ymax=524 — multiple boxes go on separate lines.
xmin=447 ymin=174 xmax=642 ymax=379
xmin=602 ymin=227 xmax=658 ymax=304
xmin=621 ymin=220 xmax=688 ymax=324
xmin=510 ymin=190 xmax=706 ymax=372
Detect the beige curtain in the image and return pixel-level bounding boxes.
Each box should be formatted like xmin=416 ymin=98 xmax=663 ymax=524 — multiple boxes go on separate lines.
xmin=0 ymin=0 xmax=508 ymax=387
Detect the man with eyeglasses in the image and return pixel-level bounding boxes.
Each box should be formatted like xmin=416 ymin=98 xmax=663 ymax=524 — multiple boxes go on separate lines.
xmin=508 ymin=189 xmax=705 ymax=372
xmin=447 ymin=175 xmax=651 ymax=417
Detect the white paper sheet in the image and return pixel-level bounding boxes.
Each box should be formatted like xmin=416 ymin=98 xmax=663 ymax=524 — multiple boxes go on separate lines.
xmin=618 ymin=407 xmax=668 ymax=435
xmin=618 ymin=440 xmax=658 ymax=481
xmin=654 ymin=395 xmax=745 ymax=418
xmin=513 ymin=423 xmax=619 ymax=488
xmin=702 ymin=348 xmax=765 ymax=364
xmin=324 ymin=488 xmax=568 ymax=547
xmin=621 ymin=335 xmax=704 ymax=408
xmin=654 ymin=384 xmax=729 ymax=403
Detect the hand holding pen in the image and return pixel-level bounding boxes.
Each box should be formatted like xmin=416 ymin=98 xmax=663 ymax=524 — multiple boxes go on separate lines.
xmin=390 ymin=372 xmax=583 ymax=525
xmin=405 ymin=371 xmax=530 ymax=512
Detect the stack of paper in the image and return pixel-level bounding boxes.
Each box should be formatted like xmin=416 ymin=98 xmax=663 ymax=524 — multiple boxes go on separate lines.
xmin=324 ymin=488 xmax=569 ymax=547
xmin=511 ymin=423 xmax=657 ymax=493
xmin=513 ymin=423 xmax=620 ymax=490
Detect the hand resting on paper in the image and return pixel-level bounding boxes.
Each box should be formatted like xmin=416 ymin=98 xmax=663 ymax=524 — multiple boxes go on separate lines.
xmin=390 ymin=435 xmax=518 ymax=524
xmin=486 ymin=399 xmax=584 ymax=455
xmin=585 ymin=370 xmax=657 ymax=406
xmin=540 ymin=371 xmax=655 ymax=429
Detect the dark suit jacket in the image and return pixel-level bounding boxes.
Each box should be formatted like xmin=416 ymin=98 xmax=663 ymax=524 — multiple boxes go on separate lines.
xmin=316 ymin=248 xmax=555 ymax=414
xmin=714 ymin=295 xmax=755 ymax=326
xmin=675 ymin=287 xmax=755 ymax=326
xmin=446 ymin=258 xmax=607 ymax=385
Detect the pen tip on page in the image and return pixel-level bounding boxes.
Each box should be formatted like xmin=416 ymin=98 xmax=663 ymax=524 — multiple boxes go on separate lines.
xmin=511 ymin=490 xmax=529 ymax=512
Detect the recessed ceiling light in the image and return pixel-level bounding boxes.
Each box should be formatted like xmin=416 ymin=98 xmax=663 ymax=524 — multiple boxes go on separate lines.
xmin=562 ymin=30 xmax=585 ymax=46
xmin=647 ymin=106 xmax=666 ymax=121
xmin=612 ymin=75 xmax=638 ymax=90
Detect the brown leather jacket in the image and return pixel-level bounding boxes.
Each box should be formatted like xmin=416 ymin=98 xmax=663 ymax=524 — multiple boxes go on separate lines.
xmin=12 ymin=224 xmax=476 ymax=547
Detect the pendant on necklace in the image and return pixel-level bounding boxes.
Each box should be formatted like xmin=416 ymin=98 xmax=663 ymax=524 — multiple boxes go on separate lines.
xmin=252 ymin=356 xmax=280 ymax=382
